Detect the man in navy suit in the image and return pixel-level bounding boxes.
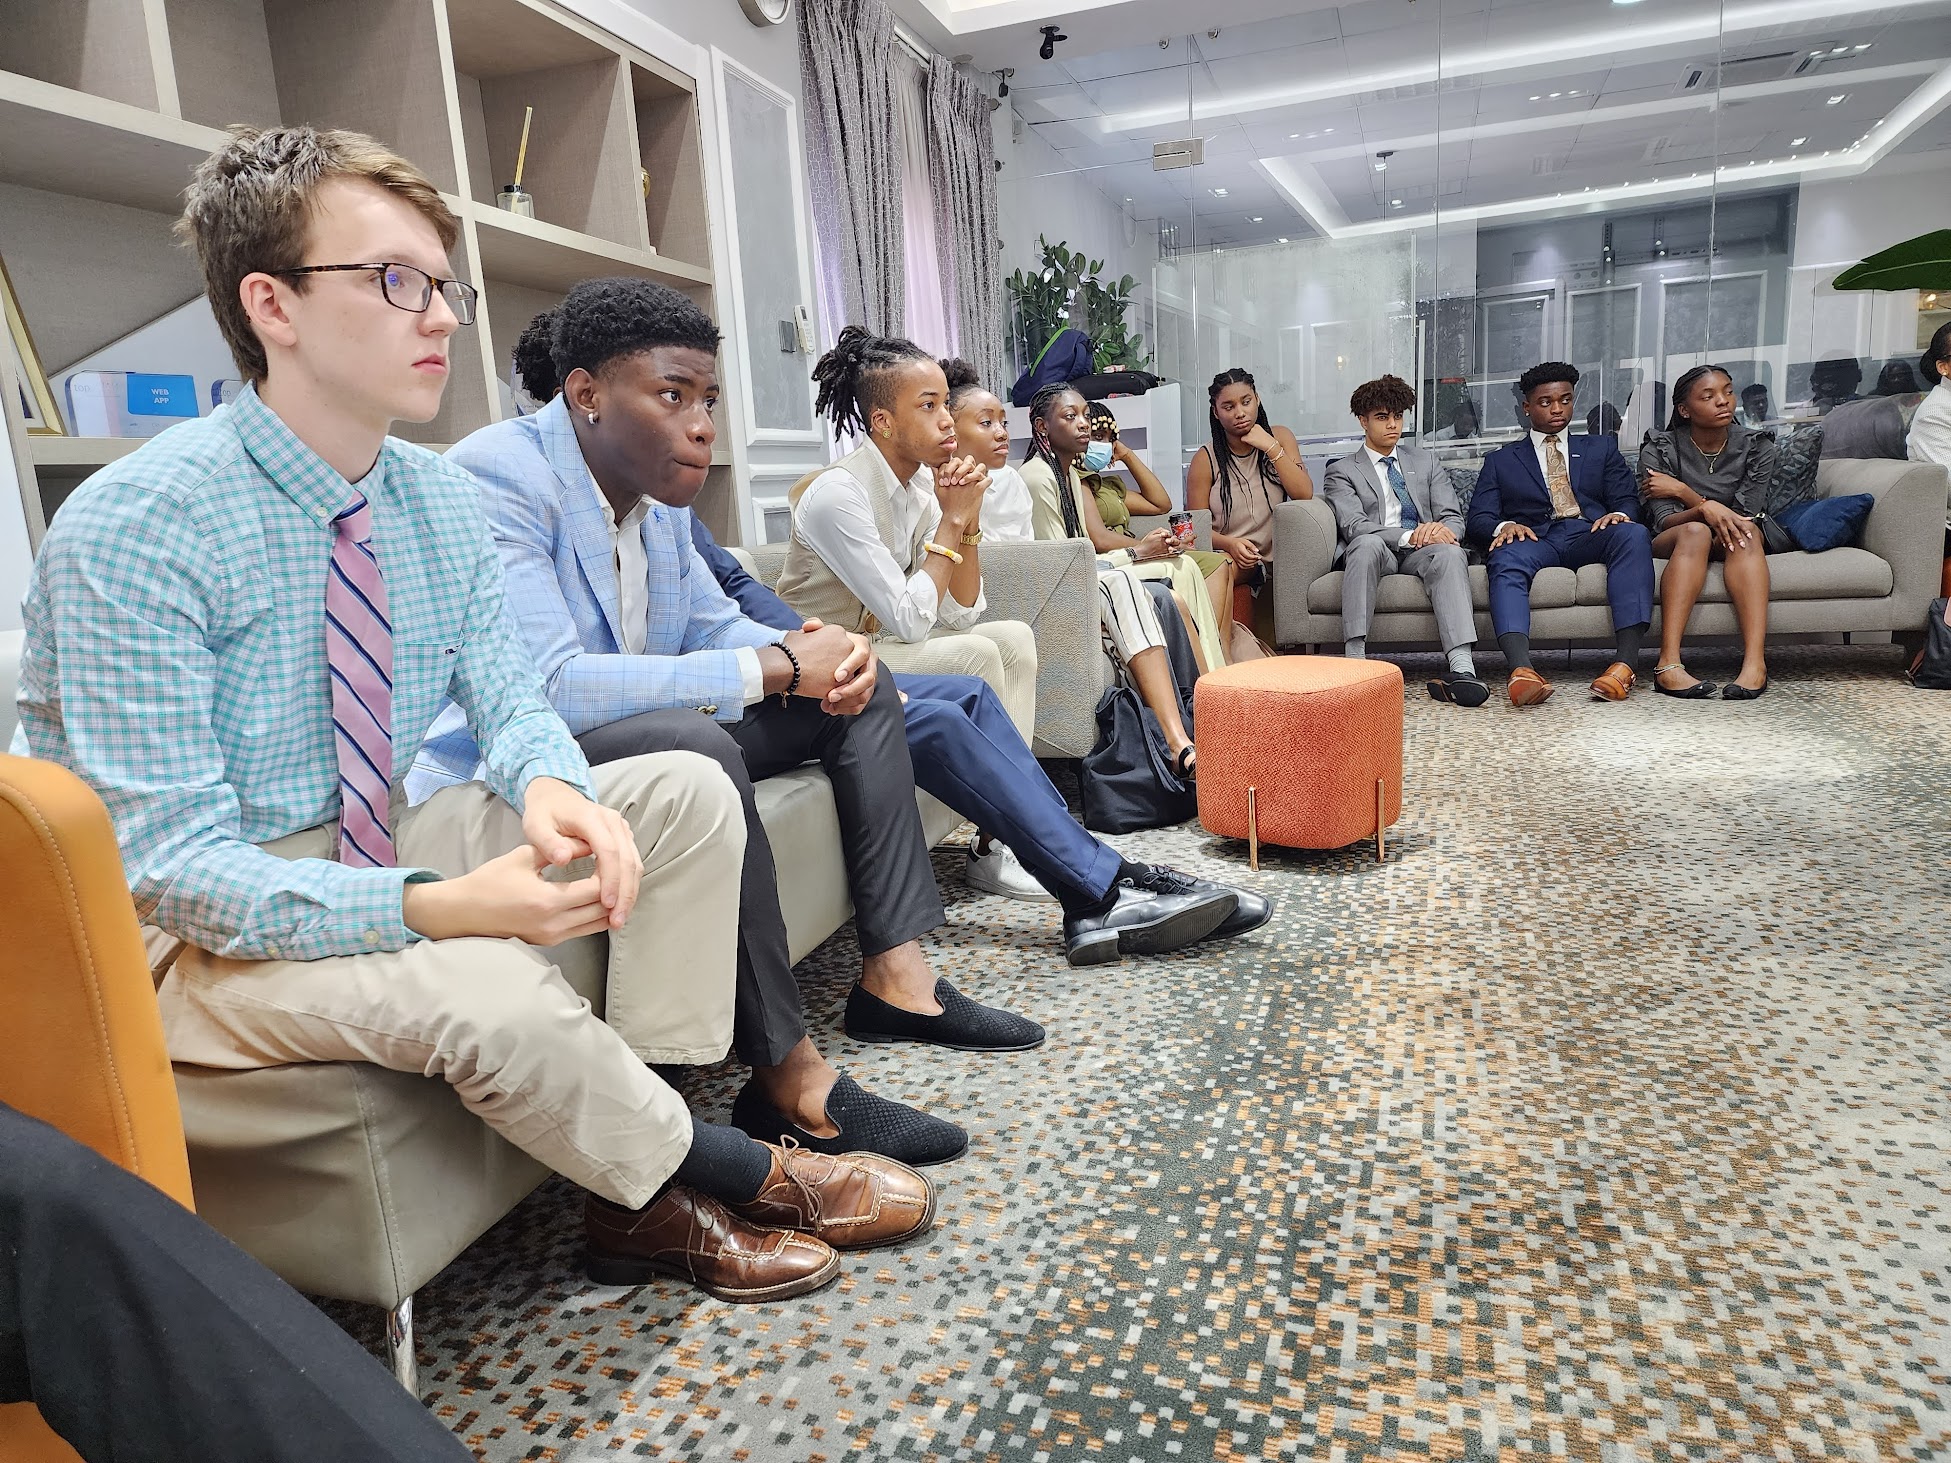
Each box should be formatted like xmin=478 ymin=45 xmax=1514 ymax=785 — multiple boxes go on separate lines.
xmin=1465 ymin=361 xmax=1654 ymax=705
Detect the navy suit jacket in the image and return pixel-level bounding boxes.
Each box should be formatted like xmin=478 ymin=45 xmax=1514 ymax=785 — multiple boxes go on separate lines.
xmin=1465 ymin=433 xmax=1640 ymax=548
xmin=689 ymin=514 xmax=802 ymax=633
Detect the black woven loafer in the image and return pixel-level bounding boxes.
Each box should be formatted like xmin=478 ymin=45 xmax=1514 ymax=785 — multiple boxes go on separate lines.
xmin=731 ymin=1072 xmax=969 ymax=1167
xmin=1063 ymin=866 xmax=1235 ymax=966
xmin=843 ymin=978 xmax=1045 ymax=1053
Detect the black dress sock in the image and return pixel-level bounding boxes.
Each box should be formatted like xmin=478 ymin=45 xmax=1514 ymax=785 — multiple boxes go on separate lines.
xmin=1615 ymin=622 xmax=1647 ymax=666
xmin=1059 ymin=858 xmax=1154 ymax=921
xmin=1497 ymin=631 xmax=1534 ymax=670
xmin=671 ymin=1117 xmax=773 ymax=1203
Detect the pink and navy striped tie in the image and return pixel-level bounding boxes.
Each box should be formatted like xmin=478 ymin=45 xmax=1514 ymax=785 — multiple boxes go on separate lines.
xmin=325 ymin=496 xmax=396 ymax=867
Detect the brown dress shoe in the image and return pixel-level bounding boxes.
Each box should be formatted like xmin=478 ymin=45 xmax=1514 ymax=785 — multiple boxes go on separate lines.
xmin=726 ymin=1139 xmax=937 ymax=1252
xmin=584 ymin=1185 xmax=840 ymax=1301
xmin=1589 ymin=661 xmax=1637 ymax=701
xmin=1507 ymin=666 xmax=1555 ymax=706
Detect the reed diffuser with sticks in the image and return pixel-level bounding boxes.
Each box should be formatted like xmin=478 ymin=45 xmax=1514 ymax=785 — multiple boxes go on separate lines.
xmin=496 ymin=106 xmax=536 ymax=217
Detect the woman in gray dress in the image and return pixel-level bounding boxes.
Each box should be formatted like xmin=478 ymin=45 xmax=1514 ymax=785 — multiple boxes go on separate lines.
xmin=1640 ymin=364 xmax=1778 ymax=700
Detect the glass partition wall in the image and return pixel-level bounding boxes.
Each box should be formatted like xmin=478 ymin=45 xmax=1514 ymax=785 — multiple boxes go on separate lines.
xmin=993 ymin=0 xmax=1951 ymax=486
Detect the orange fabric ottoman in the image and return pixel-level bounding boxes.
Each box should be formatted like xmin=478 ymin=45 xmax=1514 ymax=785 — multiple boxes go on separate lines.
xmin=1194 ymin=657 xmax=1404 ymax=860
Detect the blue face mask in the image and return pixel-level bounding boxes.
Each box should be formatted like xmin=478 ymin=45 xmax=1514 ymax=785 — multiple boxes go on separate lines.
xmin=1081 ymin=440 xmax=1116 ymax=473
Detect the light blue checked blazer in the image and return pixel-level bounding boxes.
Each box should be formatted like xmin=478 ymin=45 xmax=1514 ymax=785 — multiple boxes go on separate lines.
xmin=11 ymin=386 xmax=591 ymax=962
xmin=410 ymin=397 xmax=783 ymax=799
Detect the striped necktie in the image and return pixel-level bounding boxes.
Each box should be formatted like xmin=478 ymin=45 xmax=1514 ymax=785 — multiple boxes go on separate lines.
xmin=325 ymin=496 xmax=396 ymax=867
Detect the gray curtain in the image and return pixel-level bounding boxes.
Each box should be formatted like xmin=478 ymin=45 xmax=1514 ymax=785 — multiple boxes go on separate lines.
xmin=926 ymin=56 xmax=1005 ymax=394
xmin=798 ymin=0 xmax=904 ymax=337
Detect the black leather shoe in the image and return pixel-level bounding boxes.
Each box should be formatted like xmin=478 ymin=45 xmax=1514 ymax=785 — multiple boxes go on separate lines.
xmin=1063 ymin=866 xmax=1235 ymax=966
xmin=731 ymin=1072 xmax=969 ymax=1167
xmin=843 ymin=978 xmax=1045 ymax=1052
xmin=1209 ymin=886 xmax=1272 ymax=940
xmin=1426 ymin=673 xmax=1490 ymax=707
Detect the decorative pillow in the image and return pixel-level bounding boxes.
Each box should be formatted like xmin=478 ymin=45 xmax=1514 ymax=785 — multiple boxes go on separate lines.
xmin=1446 ymin=464 xmax=1478 ymax=516
xmin=1777 ymin=492 xmax=1875 ymax=552
xmin=1764 ymin=423 xmax=1823 ymax=515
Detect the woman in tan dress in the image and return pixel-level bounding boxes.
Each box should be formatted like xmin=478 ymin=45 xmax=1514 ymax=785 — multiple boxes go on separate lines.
xmin=1184 ymin=368 xmax=1313 ymax=632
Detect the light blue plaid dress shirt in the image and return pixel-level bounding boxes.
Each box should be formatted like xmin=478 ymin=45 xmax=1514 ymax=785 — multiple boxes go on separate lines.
xmin=409 ymin=396 xmax=783 ymax=800
xmin=12 ymin=385 xmax=592 ymax=962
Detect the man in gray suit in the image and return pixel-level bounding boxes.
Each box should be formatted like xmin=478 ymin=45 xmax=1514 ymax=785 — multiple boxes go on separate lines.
xmin=1322 ymin=375 xmax=1488 ymax=706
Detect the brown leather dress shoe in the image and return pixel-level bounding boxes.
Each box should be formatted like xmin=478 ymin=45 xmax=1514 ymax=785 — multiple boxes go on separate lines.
xmin=726 ymin=1139 xmax=937 ymax=1251
xmin=584 ymin=1185 xmax=840 ymax=1301
xmin=1589 ymin=661 xmax=1637 ymax=701
xmin=1507 ymin=666 xmax=1555 ymax=706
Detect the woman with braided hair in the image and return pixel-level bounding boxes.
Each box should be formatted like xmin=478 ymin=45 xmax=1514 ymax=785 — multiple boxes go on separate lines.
xmin=774 ymin=327 xmax=1038 ymax=740
xmin=1017 ymin=382 xmax=1200 ymax=780
xmin=1185 ymin=368 xmax=1312 ymax=633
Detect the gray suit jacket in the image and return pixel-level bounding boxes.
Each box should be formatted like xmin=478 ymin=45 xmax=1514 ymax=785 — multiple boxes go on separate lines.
xmin=1322 ymin=443 xmax=1465 ymax=546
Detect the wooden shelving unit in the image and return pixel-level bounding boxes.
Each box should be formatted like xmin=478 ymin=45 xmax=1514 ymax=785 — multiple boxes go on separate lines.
xmin=1 ymin=0 xmax=728 ymax=545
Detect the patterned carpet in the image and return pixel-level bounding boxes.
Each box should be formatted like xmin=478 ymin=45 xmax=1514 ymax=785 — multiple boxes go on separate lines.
xmin=333 ymin=645 xmax=1950 ymax=1461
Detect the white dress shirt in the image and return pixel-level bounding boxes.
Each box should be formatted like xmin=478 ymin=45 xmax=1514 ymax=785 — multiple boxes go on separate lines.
xmin=1365 ymin=444 xmax=1416 ymax=549
xmin=795 ymin=461 xmax=986 ymax=643
xmin=599 ymin=493 xmax=764 ymax=703
xmin=1907 ymin=379 xmax=1951 ymax=468
xmin=983 ymin=463 xmax=1036 ymax=544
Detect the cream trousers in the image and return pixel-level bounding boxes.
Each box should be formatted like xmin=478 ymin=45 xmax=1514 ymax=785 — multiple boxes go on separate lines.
xmin=155 ymin=751 xmax=745 ymax=1209
xmin=875 ymin=619 xmax=1039 ymax=742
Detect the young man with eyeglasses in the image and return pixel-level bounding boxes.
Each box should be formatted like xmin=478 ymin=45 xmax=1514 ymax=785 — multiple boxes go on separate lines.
xmin=13 ymin=126 xmax=935 ymax=1318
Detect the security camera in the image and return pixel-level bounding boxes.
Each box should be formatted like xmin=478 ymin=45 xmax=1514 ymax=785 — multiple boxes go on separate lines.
xmin=1038 ymin=24 xmax=1067 ymax=60
xmin=995 ymin=67 xmax=1013 ymax=97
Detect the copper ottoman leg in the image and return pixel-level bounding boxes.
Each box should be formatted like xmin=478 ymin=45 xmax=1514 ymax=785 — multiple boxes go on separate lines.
xmin=1375 ymin=778 xmax=1386 ymax=863
xmin=1248 ymin=786 xmax=1260 ymax=872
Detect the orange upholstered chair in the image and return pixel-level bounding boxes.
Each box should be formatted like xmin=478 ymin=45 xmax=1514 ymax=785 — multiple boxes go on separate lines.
xmin=0 ymin=755 xmax=196 ymax=1463
xmin=1194 ymin=657 xmax=1404 ymax=862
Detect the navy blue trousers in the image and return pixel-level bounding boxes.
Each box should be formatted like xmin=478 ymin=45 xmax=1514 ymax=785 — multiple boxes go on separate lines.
xmin=1486 ymin=517 xmax=1655 ymax=638
xmin=893 ymin=672 xmax=1122 ymax=907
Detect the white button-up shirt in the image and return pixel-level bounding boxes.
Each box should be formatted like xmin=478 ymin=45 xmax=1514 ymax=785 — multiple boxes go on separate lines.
xmin=1365 ymin=444 xmax=1416 ymax=549
xmin=599 ymin=492 xmax=763 ymax=703
xmin=796 ymin=461 xmax=986 ymax=642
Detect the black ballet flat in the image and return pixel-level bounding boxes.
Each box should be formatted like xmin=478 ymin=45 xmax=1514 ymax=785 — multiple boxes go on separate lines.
xmin=1722 ymin=679 xmax=1769 ymax=700
xmin=1652 ymin=665 xmax=1717 ymax=699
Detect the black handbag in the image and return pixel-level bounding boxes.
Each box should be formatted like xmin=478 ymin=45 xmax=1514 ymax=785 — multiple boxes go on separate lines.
xmin=1907 ymin=597 xmax=1951 ymax=689
xmin=1080 ymin=685 xmax=1197 ymax=833
xmin=1080 ymin=581 xmax=1201 ymax=833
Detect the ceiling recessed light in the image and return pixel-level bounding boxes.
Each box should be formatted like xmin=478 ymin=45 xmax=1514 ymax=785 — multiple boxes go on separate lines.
xmin=1323 ymin=128 xmax=1334 ymax=134
xmin=1373 ymin=161 xmax=1387 ymax=172
xmin=1290 ymin=132 xmax=1300 ymax=138
xmin=1549 ymin=92 xmax=1562 ymax=98
xmin=1390 ymin=198 xmax=1403 ymax=207
xmin=1249 ymin=215 xmax=1263 ymax=222
xmin=1827 ymin=93 xmax=1848 ymax=104
xmin=1210 ymin=187 xmax=1228 ymax=196
xmin=1791 ymin=136 xmax=1807 ymax=146
xmin=1568 ymin=90 xmax=1581 ymax=96
xmin=1854 ymin=42 xmax=1871 ymax=50
xmin=1530 ymin=95 xmax=1542 ymax=101
xmin=1277 ymin=236 xmax=1289 ymax=243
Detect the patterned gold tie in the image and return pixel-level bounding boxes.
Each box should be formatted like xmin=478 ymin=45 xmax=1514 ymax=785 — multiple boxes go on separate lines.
xmin=1543 ymin=435 xmax=1581 ymax=519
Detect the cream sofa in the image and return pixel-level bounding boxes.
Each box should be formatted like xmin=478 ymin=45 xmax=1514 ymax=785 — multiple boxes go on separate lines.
xmin=1269 ymin=458 xmax=1948 ymax=651
xmin=0 ymin=531 xmax=1123 ymax=1382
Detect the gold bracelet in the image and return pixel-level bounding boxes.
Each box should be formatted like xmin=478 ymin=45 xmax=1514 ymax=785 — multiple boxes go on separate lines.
xmin=959 ymin=529 xmax=983 ymax=546
xmin=923 ymin=540 xmax=964 ymax=564
xmin=1267 ymin=446 xmax=1287 ymax=464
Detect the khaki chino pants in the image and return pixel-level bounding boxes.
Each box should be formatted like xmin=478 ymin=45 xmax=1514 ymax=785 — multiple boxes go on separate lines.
xmin=156 ymin=752 xmax=744 ymax=1209
xmin=876 ymin=620 xmax=1038 ymax=744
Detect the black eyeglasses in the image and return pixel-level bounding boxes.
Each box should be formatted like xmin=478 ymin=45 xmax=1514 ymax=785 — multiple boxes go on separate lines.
xmin=275 ymin=262 xmax=479 ymax=325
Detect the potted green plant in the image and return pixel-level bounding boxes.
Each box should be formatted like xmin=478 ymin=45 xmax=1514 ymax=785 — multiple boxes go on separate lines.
xmin=1083 ymin=270 xmax=1149 ymax=371
xmin=1003 ymin=236 xmax=1084 ymax=373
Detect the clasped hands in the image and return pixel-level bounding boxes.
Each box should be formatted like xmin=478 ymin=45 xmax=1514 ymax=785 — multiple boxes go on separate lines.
xmin=1134 ymin=527 xmax=1184 ymax=562
xmin=766 ymin=618 xmax=878 ymax=715
xmin=1405 ymin=522 xmax=1458 ymax=549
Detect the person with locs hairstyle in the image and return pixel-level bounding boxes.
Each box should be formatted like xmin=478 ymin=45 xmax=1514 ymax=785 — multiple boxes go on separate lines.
xmin=774 ymin=328 xmax=1265 ymax=963
xmin=14 ymin=126 xmax=929 ymax=1306
xmin=1321 ymin=375 xmax=1488 ymax=706
xmin=774 ymin=327 xmax=1038 ymax=739
xmin=1466 ymin=361 xmax=1655 ymax=706
xmin=1638 ymin=363 xmax=1778 ymax=700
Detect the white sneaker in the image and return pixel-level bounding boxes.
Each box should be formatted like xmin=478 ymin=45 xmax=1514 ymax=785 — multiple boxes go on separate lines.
xmin=964 ymin=841 xmax=1057 ymax=902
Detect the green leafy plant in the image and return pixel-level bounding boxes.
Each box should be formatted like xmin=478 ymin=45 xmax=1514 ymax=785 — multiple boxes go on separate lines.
xmin=1003 ymin=237 xmax=1150 ymax=374
xmin=1083 ymin=270 xmax=1149 ymax=371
